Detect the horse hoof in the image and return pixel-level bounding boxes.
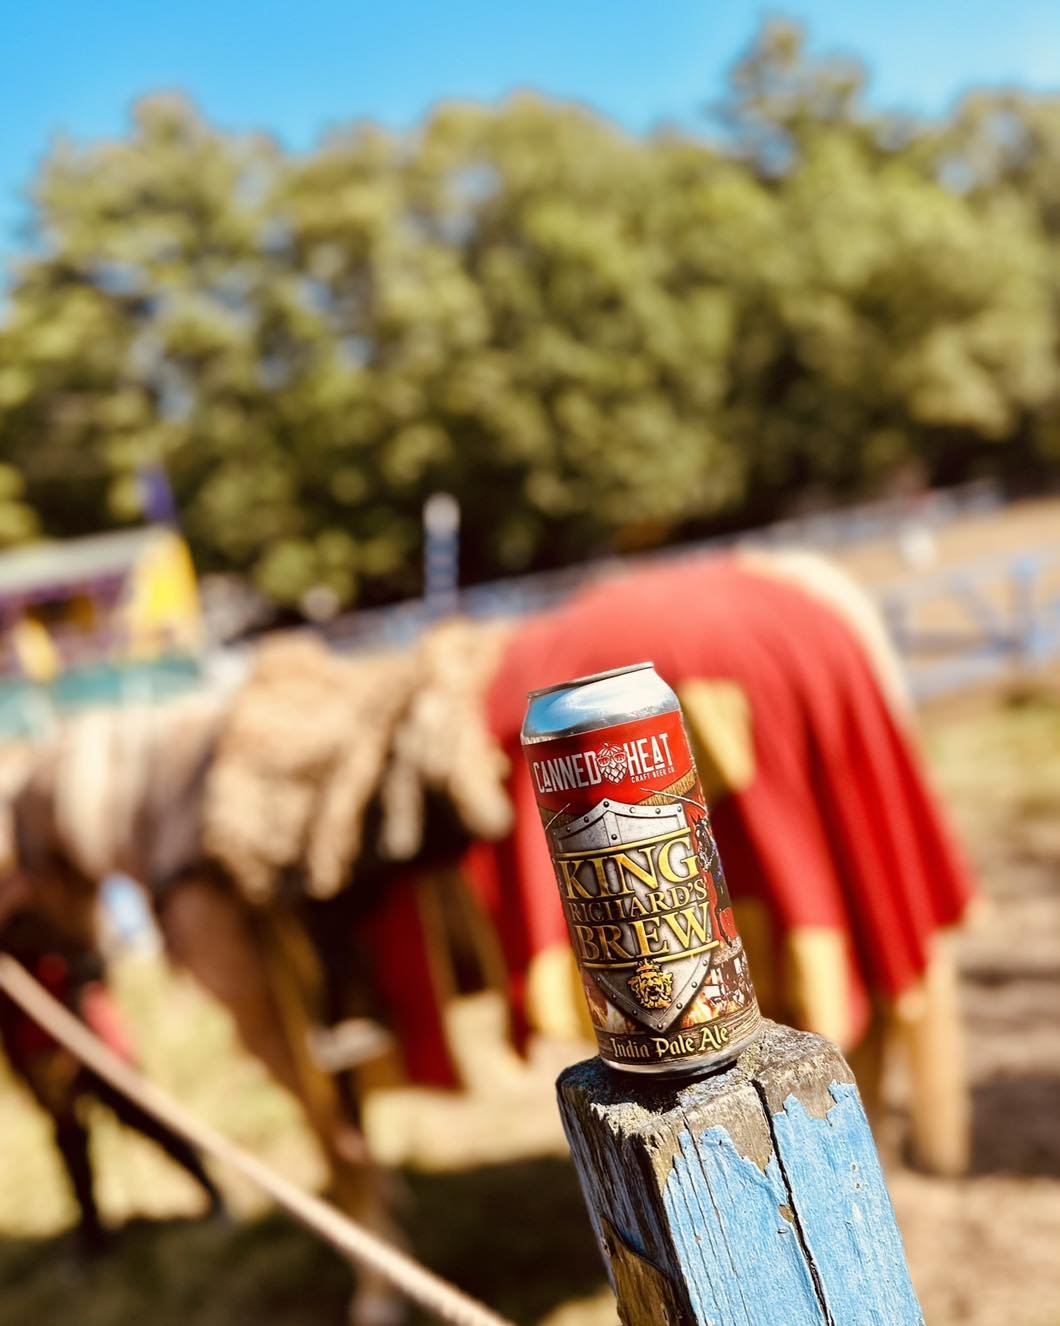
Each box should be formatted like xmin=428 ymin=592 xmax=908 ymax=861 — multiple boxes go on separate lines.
xmin=348 ymin=1288 xmax=405 ymax=1326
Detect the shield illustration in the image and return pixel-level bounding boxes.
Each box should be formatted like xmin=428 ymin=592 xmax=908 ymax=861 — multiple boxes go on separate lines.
xmin=551 ymin=797 xmax=718 ymax=1033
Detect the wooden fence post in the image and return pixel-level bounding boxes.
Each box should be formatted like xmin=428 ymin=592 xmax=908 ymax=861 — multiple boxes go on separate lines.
xmin=557 ymin=1020 xmax=924 ymax=1326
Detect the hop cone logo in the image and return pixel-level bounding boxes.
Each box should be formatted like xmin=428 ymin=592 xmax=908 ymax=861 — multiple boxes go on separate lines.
xmin=596 ymin=742 xmax=628 ymax=783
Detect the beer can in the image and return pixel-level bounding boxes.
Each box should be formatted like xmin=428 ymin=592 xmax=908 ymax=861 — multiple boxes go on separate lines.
xmin=521 ymin=662 xmax=761 ymax=1075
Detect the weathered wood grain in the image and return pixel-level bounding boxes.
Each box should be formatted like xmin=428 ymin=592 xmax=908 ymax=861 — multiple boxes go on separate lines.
xmin=557 ymin=1020 xmax=924 ymax=1326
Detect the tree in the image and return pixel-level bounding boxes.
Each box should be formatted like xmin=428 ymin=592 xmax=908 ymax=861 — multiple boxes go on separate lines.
xmin=1 ymin=21 xmax=1058 ymax=608
xmin=714 ymin=21 xmax=1059 ymax=501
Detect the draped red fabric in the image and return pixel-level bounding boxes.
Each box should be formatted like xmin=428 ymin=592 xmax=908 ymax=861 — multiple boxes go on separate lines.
xmin=361 ymin=871 xmax=461 ymax=1087
xmin=0 ymin=960 xmax=132 ymax=1069
xmin=0 ymin=953 xmax=73 ymax=1065
xmin=469 ymin=555 xmax=975 ymax=1048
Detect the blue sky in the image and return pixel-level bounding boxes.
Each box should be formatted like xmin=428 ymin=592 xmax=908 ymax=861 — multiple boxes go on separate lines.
xmin=3 ymin=0 xmax=1059 ymax=264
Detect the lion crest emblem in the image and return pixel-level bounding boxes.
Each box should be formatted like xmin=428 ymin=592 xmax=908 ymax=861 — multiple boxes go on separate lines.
xmin=627 ymin=960 xmax=673 ymax=1011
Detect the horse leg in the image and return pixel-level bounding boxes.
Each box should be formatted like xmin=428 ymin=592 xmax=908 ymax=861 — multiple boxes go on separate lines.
xmin=86 ymin=1068 xmax=225 ymax=1215
xmin=255 ymin=908 xmax=404 ymax=1326
xmin=157 ymin=875 xmax=307 ymax=1097
xmin=9 ymin=1048 xmax=107 ymax=1254
xmin=895 ymin=938 xmax=970 ymax=1176
xmin=158 ymin=875 xmax=403 ymax=1324
xmin=52 ymin=1102 xmax=107 ymax=1255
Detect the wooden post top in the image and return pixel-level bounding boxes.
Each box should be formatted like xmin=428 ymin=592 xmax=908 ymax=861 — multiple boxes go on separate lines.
xmin=557 ymin=1021 xmax=924 ymax=1326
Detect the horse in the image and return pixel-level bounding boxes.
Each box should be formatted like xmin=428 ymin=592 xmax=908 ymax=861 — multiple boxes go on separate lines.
xmin=470 ymin=548 xmax=975 ymax=1175
xmin=4 ymin=692 xmax=405 ymax=1325
xmin=4 ymin=621 xmax=515 ymax=1323
xmin=196 ymin=549 xmax=973 ymax=1173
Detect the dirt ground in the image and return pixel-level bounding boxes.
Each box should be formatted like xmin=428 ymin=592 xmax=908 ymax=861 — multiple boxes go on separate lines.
xmin=845 ymin=496 xmax=1060 ymax=691
xmin=885 ymin=684 xmax=1060 ymax=1326
xmin=829 ymin=493 xmax=1060 ymax=589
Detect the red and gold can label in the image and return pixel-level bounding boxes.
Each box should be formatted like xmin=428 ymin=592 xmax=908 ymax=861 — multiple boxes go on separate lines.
xmin=525 ymin=709 xmax=760 ymax=1071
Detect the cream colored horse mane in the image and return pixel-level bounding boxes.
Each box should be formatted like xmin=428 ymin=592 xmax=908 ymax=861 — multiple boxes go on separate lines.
xmin=738 ymin=548 xmax=910 ymax=718
xmin=42 ymin=690 xmax=227 ymax=886
xmin=203 ymin=620 xmax=514 ymax=904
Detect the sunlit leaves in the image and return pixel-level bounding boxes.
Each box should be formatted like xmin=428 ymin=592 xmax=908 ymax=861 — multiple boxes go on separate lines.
xmin=1 ymin=24 xmax=1059 ymax=607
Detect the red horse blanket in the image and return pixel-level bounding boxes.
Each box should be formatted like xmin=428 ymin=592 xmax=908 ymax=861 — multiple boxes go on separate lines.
xmin=475 ymin=555 xmax=974 ymax=1049
xmin=371 ymin=555 xmax=974 ymax=1083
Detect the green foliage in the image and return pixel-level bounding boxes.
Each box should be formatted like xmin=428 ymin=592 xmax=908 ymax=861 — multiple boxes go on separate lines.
xmin=1 ymin=22 xmax=1059 ymax=608
xmin=0 ymin=464 xmax=38 ymax=546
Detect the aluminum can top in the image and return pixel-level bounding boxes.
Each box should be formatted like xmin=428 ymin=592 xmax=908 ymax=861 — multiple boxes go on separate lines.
xmin=522 ymin=662 xmax=677 ymax=744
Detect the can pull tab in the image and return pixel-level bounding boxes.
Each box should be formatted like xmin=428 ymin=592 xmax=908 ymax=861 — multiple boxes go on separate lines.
xmin=600 ymin=1218 xmax=686 ymax=1326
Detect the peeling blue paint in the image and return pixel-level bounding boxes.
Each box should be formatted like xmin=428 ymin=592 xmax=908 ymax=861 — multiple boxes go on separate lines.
xmin=663 ymin=1125 xmax=826 ymax=1325
xmin=770 ymin=1082 xmax=925 ymax=1326
xmin=559 ymin=1048 xmax=924 ymax=1326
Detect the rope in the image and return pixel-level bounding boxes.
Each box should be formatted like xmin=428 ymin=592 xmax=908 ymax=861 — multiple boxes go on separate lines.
xmin=0 ymin=954 xmax=516 ymax=1326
